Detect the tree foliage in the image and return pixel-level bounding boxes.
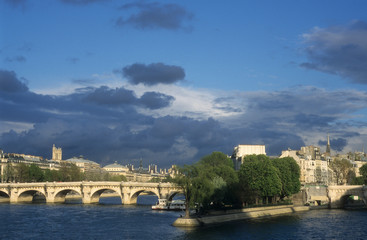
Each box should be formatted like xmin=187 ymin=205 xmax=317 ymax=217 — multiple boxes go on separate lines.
xmin=173 ymin=164 xmax=198 ymax=217
xmin=272 ymin=157 xmax=301 ymax=199
xmin=173 ymin=152 xmax=239 ymax=216
xmin=174 ymin=153 xmax=303 ymax=213
xmin=239 ymin=155 xmax=282 ymax=205
xmin=58 ymin=162 xmax=83 ymax=182
xmin=359 ymin=164 xmax=367 ymax=184
xmin=330 ymin=158 xmax=353 ymax=185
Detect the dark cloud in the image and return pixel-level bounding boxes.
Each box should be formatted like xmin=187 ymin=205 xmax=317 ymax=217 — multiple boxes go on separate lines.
xmin=83 ymin=86 xmax=175 ymax=109
xmin=123 ymin=63 xmax=185 ymax=86
xmin=301 ymin=20 xmax=367 ymax=84
xmin=5 ymin=56 xmax=26 ymax=63
xmin=318 ymin=138 xmax=348 ymax=152
xmin=116 ymin=2 xmax=193 ymax=31
xmin=84 ymin=86 xmax=137 ymax=105
xmin=1 ymin=71 xmax=366 ymax=167
xmin=139 ymin=92 xmax=175 ymax=109
xmin=60 ymin=0 xmax=109 ymax=5
xmin=0 ymin=70 xmax=28 ymax=93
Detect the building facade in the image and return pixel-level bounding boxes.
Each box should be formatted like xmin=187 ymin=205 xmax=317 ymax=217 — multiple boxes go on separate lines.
xmin=52 ymin=144 xmax=62 ymax=162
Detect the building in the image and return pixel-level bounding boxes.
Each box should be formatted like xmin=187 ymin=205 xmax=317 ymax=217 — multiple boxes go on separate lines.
xmin=232 ymin=144 xmax=266 ymax=170
xmin=102 ymin=162 xmax=170 ymax=182
xmin=280 ymin=146 xmax=331 ymax=185
xmin=0 ymin=149 xmax=60 ymax=182
xmin=103 ymin=162 xmax=129 ymax=175
xmin=52 ymin=144 xmax=62 ymax=162
xmin=65 ymin=156 xmax=101 ymax=173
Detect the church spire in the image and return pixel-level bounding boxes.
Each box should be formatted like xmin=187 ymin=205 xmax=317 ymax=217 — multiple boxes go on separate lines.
xmin=326 ymin=133 xmax=331 ymax=155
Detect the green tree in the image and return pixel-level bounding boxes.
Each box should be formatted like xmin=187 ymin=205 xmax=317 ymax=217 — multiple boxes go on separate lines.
xmin=58 ymin=162 xmax=83 ymax=182
xmin=196 ymin=152 xmax=239 ymax=208
xmin=173 ymin=165 xmax=198 ymax=217
xmin=239 ymin=155 xmax=282 ymax=205
xmin=15 ymin=163 xmax=30 ymax=182
xmin=330 ymin=158 xmax=353 ymax=185
xmin=108 ymin=174 xmax=127 ymax=182
xmin=3 ymin=162 xmax=15 ymax=183
xmin=44 ymin=169 xmax=61 ymax=182
xmin=359 ymin=164 xmax=367 ymax=184
xmin=272 ymin=157 xmax=301 ymax=199
xmin=351 ymin=176 xmax=364 ymax=185
xmin=29 ymin=164 xmax=44 ymax=182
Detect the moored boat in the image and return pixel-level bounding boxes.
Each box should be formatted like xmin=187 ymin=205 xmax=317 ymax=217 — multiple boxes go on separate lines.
xmin=152 ymin=199 xmax=185 ymax=211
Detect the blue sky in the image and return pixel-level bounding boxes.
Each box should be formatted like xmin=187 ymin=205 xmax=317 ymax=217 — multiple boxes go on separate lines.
xmin=1 ymin=0 xmax=367 ymax=167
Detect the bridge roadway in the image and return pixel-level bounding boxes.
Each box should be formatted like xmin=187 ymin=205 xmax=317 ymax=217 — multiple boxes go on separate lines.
xmin=0 ymin=181 xmax=183 ymax=204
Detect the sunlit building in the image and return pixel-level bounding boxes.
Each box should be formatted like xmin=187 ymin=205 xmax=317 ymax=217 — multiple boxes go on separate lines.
xmin=232 ymin=144 xmax=266 ymax=170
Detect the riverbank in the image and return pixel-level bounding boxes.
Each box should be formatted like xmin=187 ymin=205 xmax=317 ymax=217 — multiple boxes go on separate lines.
xmin=173 ymin=205 xmax=310 ymax=227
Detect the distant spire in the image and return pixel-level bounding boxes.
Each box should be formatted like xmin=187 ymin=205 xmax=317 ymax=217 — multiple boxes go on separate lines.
xmin=326 ymin=133 xmax=331 ymax=155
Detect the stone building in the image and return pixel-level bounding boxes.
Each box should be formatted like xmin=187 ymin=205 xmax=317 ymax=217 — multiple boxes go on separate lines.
xmin=65 ymin=156 xmax=101 ymax=173
xmin=280 ymin=145 xmax=331 ymax=185
xmin=103 ymin=162 xmax=129 ymax=175
xmin=52 ymin=144 xmax=62 ymax=162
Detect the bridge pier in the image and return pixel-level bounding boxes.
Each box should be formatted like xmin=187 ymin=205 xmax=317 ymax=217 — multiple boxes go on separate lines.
xmin=9 ymin=188 xmax=19 ymax=203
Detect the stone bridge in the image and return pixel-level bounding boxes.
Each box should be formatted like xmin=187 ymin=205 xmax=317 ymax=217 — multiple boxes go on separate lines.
xmin=327 ymin=185 xmax=367 ymax=208
xmin=0 ymin=181 xmax=183 ymax=204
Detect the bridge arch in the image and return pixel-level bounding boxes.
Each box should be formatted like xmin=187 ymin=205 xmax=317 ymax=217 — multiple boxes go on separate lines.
xmin=0 ymin=190 xmax=10 ymax=202
xmin=89 ymin=188 xmax=122 ymax=204
xmin=18 ymin=189 xmax=46 ymax=203
xmin=340 ymin=194 xmax=366 ymax=209
xmin=167 ymin=191 xmax=184 ymax=201
xmin=129 ymin=189 xmax=160 ymax=204
xmin=53 ymin=189 xmax=82 ymax=203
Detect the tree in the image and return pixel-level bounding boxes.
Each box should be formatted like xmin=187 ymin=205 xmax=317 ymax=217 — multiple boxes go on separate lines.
xmin=272 ymin=157 xmax=301 ymax=199
xmin=108 ymin=174 xmax=127 ymax=182
xmin=29 ymin=164 xmax=44 ymax=182
xmin=329 ymin=159 xmax=353 ymax=185
xmin=44 ymin=169 xmax=60 ymax=182
xmin=3 ymin=162 xmax=15 ymax=183
xmin=173 ymin=165 xmax=198 ymax=218
xmin=239 ymin=155 xmax=282 ymax=205
xmin=359 ymin=164 xmax=367 ymax=184
xmin=196 ymin=152 xmax=238 ymax=208
xmin=58 ymin=162 xmax=83 ymax=182
xmin=15 ymin=163 xmax=30 ymax=182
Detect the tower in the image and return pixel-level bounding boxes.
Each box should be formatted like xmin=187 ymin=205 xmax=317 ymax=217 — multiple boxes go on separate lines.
xmin=326 ymin=134 xmax=331 ymax=155
xmin=52 ymin=144 xmax=62 ymax=161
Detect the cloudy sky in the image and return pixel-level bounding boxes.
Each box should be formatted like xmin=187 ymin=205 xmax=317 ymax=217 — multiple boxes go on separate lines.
xmin=1 ymin=0 xmax=367 ymax=167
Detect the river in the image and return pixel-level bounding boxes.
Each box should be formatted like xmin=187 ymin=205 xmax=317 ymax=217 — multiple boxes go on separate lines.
xmin=0 ymin=196 xmax=366 ymax=240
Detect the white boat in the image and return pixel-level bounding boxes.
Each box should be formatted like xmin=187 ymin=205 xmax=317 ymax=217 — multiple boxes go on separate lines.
xmin=152 ymin=199 xmax=185 ymax=211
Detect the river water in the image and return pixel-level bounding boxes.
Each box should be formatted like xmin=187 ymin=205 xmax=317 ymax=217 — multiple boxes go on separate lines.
xmin=0 ymin=196 xmax=366 ymax=240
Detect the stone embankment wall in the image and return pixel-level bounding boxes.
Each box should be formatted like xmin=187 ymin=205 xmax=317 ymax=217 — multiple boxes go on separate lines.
xmin=173 ymin=205 xmax=309 ymax=227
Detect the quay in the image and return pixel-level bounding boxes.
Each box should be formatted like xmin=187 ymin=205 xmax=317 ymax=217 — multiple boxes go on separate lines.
xmin=173 ymin=205 xmax=310 ymax=227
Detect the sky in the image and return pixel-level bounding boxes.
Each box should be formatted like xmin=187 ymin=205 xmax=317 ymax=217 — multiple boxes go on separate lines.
xmin=1 ymin=0 xmax=367 ymax=168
